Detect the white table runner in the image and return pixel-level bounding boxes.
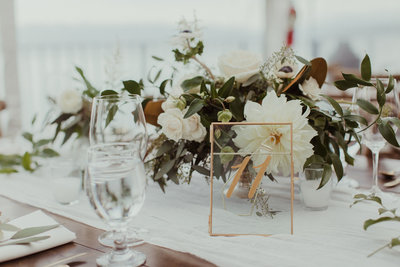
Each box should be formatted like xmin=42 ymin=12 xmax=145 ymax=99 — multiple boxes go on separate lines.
xmin=0 ymin=169 xmax=399 ymax=267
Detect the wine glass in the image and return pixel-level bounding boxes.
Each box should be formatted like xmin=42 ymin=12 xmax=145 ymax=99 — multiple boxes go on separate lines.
xmin=87 ymin=142 xmax=147 ymax=266
xmin=355 ymin=78 xmax=399 ymax=194
xmin=89 ymin=93 xmax=148 ymax=247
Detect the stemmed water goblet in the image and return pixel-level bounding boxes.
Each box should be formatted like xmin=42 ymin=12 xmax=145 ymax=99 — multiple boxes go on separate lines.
xmin=87 ymin=142 xmax=147 ymax=266
xmin=355 ymin=78 xmax=399 ymax=195
xmin=87 ymin=93 xmax=148 ymax=248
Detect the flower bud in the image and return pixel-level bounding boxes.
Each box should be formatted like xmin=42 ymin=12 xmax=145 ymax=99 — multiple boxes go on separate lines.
xmin=217 ymin=110 xmax=232 ymax=122
xmin=220 ymin=146 xmax=235 ymax=164
xmin=225 ymin=96 xmax=235 ymax=103
xmin=176 ymin=97 xmax=187 ymax=110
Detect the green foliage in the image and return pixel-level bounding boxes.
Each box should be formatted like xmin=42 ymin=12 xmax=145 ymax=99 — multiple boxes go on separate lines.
xmin=0 ymin=132 xmax=59 ymax=173
xmin=173 ymin=41 xmax=204 ymax=64
xmin=352 ymin=193 xmax=400 ymax=257
xmin=0 ymin=220 xmax=58 ymax=247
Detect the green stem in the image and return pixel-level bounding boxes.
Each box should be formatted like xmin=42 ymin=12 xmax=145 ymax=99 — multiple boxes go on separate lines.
xmin=357 ymin=108 xmax=382 ymax=134
xmin=368 ymin=243 xmax=390 ymax=257
xmin=213 ymin=98 xmax=226 ymax=110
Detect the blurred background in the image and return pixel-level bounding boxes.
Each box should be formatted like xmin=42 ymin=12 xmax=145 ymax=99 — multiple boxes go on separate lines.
xmin=1 ymin=0 xmax=400 ymax=135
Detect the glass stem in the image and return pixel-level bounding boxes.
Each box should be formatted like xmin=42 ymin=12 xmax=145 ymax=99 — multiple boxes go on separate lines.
xmin=371 ymin=150 xmax=380 ymax=192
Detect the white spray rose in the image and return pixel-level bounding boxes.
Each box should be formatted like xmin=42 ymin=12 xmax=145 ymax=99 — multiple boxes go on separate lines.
xmin=299 ymin=77 xmax=321 ymax=101
xmin=157 ymin=108 xmax=184 ymax=142
xmin=57 ymin=89 xmax=83 ymax=114
xmin=182 ymin=112 xmax=207 ymax=142
xmin=218 ymin=50 xmax=262 ymax=83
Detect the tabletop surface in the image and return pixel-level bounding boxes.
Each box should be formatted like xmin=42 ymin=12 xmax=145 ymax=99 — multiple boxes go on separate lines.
xmin=0 ymin=196 xmax=216 ymax=267
xmin=0 ymin=155 xmax=399 ymax=266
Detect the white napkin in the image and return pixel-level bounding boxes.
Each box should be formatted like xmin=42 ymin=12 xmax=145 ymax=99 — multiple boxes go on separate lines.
xmin=0 ymin=210 xmax=76 ymax=263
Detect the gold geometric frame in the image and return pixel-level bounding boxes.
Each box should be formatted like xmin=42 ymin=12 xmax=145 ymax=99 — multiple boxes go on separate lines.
xmin=208 ymin=122 xmax=294 ymax=236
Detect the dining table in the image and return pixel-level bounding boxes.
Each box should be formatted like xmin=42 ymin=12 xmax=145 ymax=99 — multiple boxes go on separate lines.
xmin=0 ymin=153 xmax=399 ymax=267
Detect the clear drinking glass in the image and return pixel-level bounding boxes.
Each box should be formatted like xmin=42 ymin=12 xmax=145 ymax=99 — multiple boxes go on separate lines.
xmin=87 ymin=142 xmax=147 ymax=266
xmin=355 ymin=78 xmax=399 ymax=194
xmin=88 ymin=93 xmax=148 ymax=247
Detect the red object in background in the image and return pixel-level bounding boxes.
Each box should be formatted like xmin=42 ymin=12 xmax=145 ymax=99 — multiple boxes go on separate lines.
xmin=286 ymin=5 xmax=296 ymax=47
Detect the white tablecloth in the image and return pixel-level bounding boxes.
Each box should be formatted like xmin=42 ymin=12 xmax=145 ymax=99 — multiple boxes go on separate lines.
xmin=0 ymin=168 xmax=399 ymax=267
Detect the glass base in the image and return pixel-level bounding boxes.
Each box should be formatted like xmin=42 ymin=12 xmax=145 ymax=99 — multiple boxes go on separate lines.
xmin=98 ymin=228 xmax=147 ymax=247
xmin=304 ymin=205 xmax=328 ymax=211
xmin=96 ymin=249 xmax=146 ymax=267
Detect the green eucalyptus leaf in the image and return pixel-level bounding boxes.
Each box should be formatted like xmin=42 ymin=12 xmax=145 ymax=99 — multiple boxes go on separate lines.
xmin=364 ymin=217 xmax=400 ymax=230
xmin=101 ymin=90 xmax=118 ymax=96
xmin=360 ymin=54 xmax=371 ymax=81
xmin=317 ymin=165 xmax=332 ymax=189
xmin=303 ymin=154 xmax=325 ymax=169
xmin=167 ymin=169 xmax=179 ymax=184
xmin=210 ymin=83 xmax=217 ymax=98
xmin=356 ymin=99 xmax=379 ymax=114
xmin=40 ymin=148 xmax=60 ymax=158
xmin=122 ymin=80 xmax=141 ymax=95
xmin=0 ymin=236 xmax=50 ymax=247
xmin=35 ymin=139 xmax=52 ymax=148
xmin=386 ymin=75 xmax=395 ymax=93
xmin=75 ymin=66 xmax=99 ymax=98
xmin=11 ymin=225 xmax=59 ymax=239
xmin=154 ymin=160 xmax=175 ymax=180
xmin=390 ymin=238 xmax=400 ymax=248
xmin=0 ymin=223 xmax=20 ymax=231
xmin=342 ymin=73 xmax=373 ymax=86
xmin=376 ymin=78 xmax=386 ymax=107
xmin=105 ymin=104 xmax=118 ymax=127
xmin=22 ymin=132 xmax=33 ymax=142
xmin=181 ymin=76 xmax=203 ymax=92
xmin=175 ymin=141 xmax=185 ymax=159
xmin=192 ymin=165 xmax=210 ymax=176
xmin=159 ymin=79 xmax=170 ymax=95
xmin=218 ymin=77 xmax=235 ymax=98
xmin=354 ymin=193 xmax=368 ymax=199
xmin=378 ymin=208 xmax=388 ymax=215
xmin=295 ymin=55 xmax=312 ymax=66
xmin=0 ymin=168 xmax=18 ymax=174
xmin=382 ymin=117 xmax=400 ymax=129
xmin=329 ymin=153 xmax=344 ymax=180
xmin=378 ymin=122 xmax=399 ymax=147
xmin=184 ymin=99 xmax=204 ymax=118
xmin=156 ymin=142 xmax=173 ymax=158
xmin=242 ymin=73 xmax=260 ymax=87
xmin=344 ymin=114 xmax=368 ymax=126
xmin=322 ymin=94 xmax=343 ymax=116
xmin=21 ymin=152 xmax=33 ymax=172
xmin=152 ymin=55 xmax=164 ymax=61
xmin=334 ymin=80 xmax=359 ymax=91
xmin=200 ymin=80 xmax=209 ymax=94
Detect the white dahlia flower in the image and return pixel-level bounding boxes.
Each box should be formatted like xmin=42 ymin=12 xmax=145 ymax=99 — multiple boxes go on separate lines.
xmin=233 ymin=91 xmax=317 ymax=175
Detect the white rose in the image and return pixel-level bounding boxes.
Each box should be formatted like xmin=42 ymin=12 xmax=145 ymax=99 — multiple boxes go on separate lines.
xmin=299 ymin=77 xmax=321 ymax=101
xmin=182 ymin=112 xmax=207 ymax=142
xmin=157 ymin=108 xmax=184 ymax=142
xmin=57 ymin=89 xmax=83 ymax=114
xmin=218 ymin=50 xmax=262 ymax=83
xmin=274 ymin=60 xmax=298 ymax=79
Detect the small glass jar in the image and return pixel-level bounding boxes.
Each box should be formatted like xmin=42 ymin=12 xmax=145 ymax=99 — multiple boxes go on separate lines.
xmin=299 ymin=167 xmax=333 ymax=211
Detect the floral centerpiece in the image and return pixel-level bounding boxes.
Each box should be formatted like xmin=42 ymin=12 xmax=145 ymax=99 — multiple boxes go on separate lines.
xmin=139 ymin=17 xmax=400 ymax=191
